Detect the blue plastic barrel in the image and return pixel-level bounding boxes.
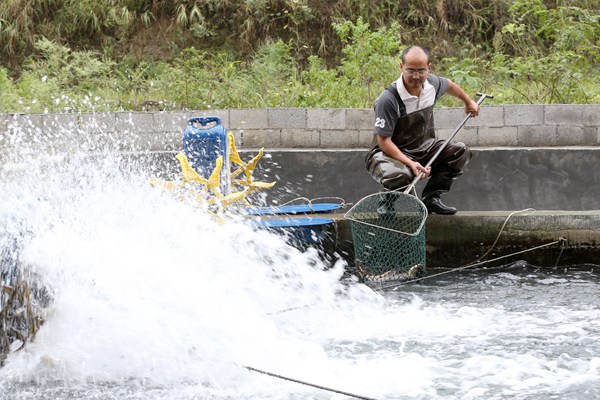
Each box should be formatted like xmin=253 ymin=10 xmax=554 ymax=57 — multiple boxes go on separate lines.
xmin=182 ymin=116 xmax=230 ymax=194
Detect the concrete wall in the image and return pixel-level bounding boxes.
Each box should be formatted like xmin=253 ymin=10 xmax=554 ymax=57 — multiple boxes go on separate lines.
xmin=1 ymin=106 xmax=598 ymax=265
xmin=1 ymin=105 xmax=599 ymax=211
xmin=246 ymin=148 xmax=600 ymax=211
xmin=1 ymin=104 xmax=600 ymax=152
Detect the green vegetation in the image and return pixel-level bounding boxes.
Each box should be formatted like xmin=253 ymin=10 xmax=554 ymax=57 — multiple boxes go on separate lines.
xmin=0 ymin=0 xmax=598 ymax=113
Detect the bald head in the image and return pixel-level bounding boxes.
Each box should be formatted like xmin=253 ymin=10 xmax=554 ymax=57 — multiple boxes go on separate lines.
xmin=400 ymin=45 xmax=431 ymax=95
xmin=401 ymin=46 xmax=430 ymax=64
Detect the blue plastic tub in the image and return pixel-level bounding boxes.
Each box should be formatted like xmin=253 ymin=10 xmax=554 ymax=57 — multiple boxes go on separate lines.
xmin=253 ymin=216 xmax=334 ymax=247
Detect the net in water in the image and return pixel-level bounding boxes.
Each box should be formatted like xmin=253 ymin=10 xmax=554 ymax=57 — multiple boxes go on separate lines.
xmin=345 ymin=191 xmax=427 ymax=284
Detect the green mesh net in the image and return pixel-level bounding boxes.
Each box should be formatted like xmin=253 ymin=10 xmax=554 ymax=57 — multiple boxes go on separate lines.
xmin=344 ymin=191 xmax=427 ymax=284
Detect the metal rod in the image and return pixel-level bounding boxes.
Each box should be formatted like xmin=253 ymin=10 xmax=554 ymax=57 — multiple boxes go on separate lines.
xmin=404 ymin=92 xmax=493 ymax=194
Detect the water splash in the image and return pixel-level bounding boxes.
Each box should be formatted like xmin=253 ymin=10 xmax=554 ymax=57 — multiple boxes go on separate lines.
xmin=0 ymin=133 xmax=385 ymax=398
xmin=1 ymin=118 xmax=599 ymax=400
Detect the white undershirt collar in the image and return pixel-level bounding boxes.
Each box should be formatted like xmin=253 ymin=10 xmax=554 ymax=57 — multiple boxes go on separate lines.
xmin=397 ymin=75 xmax=435 ymax=114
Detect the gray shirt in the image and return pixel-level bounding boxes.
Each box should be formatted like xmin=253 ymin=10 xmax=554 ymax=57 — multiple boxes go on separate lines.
xmin=373 ymin=74 xmax=449 ymax=137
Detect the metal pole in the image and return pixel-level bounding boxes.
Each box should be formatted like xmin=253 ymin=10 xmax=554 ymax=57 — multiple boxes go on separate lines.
xmin=404 ymin=92 xmax=493 ymax=195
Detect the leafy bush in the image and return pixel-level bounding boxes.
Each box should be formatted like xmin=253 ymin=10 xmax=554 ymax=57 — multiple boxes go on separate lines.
xmin=0 ymin=2 xmax=598 ymax=113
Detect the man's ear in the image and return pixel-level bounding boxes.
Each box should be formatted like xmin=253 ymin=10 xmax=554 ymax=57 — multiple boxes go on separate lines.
xmin=427 ymin=63 xmax=432 ymax=71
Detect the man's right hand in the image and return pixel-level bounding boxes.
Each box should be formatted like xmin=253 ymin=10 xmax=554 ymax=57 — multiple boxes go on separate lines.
xmin=377 ymin=136 xmax=431 ymax=179
xmin=409 ymin=161 xmax=431 ymax=179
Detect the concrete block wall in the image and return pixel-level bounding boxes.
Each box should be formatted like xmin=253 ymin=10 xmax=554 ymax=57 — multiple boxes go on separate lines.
xmin=1 ymin=104 xmax=599 ymax=153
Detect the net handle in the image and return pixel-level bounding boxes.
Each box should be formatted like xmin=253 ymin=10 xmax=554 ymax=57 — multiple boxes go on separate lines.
xmin=404 ymin=92 xmax=493 ymax=194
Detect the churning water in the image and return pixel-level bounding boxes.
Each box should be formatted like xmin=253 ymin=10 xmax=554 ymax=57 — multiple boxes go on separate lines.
xmin=1 ymin=143 xmax=599 ymax=399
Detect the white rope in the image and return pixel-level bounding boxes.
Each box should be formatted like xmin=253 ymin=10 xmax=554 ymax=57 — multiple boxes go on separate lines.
xmin=468 ymin=208 xmax=536 ymax=265
xmin=279 ymin=196 xmax=347 ymax=213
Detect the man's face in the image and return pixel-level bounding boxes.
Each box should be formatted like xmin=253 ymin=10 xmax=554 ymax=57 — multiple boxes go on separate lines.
xmin=400 ymin=51 xmax=431 ymax=91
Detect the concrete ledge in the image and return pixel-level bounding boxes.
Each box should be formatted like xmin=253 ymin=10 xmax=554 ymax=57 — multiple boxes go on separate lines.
xmin=324 ymin=210 xmax=600 ymax=268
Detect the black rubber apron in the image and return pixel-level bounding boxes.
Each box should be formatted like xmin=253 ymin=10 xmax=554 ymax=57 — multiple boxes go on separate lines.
xmin=366 ymin=105 xmax=471 ymax=196
xmin=366 ymin=105 xmax=436 ymax=191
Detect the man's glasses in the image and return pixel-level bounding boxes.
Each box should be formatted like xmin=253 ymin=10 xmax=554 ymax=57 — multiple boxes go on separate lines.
xmin=404 ymin=68 xmax=428 ymax=76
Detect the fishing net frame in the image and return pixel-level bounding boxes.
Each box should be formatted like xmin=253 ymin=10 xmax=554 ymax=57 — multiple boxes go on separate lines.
xmin=344 ymin=191 xmax=428 ymax=283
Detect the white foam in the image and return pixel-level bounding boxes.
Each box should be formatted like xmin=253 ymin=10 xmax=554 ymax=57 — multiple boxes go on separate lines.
xmin=1 ymin=134 xmax=599 ymax=399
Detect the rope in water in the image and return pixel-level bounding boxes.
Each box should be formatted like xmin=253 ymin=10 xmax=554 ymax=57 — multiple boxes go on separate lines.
xmin=466 ymin=208 xmax=536 ymax=265
xmin=374 ymin=207 xmax=569 ymax=290
xmin=375 ymin=237 xmax=568 ymax=290
xmin=244 ymin=365 xmax=377 ymax=400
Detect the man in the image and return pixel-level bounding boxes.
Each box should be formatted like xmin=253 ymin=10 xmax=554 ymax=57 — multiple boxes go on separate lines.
xmin=366 ymin=45 xmax=480 ymax=215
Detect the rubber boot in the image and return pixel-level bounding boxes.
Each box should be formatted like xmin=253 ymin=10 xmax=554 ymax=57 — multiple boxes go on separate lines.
xmin=422 ymin=173 xmax=458 ymax=215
